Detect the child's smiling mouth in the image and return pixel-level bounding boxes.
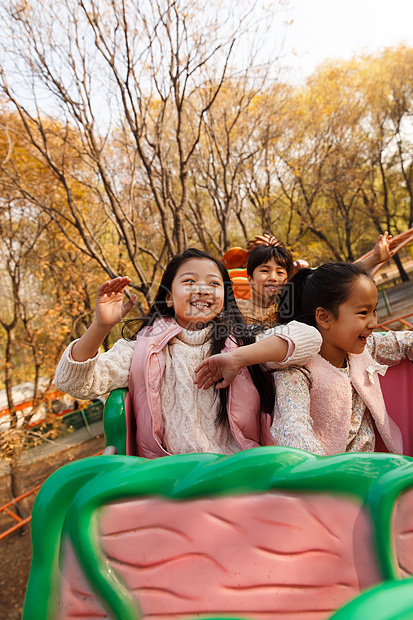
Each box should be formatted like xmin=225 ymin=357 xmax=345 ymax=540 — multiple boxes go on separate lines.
xmin=190 ymin=300 xmax=212 ymax=308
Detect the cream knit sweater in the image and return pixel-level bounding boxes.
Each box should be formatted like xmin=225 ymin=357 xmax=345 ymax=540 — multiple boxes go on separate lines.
xmin=160 ymin=325 xmax=240 ymax=454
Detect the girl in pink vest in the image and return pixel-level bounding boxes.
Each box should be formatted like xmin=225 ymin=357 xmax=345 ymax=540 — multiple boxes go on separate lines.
xmin=55 ymin=249 xmax=321 ymax=457
xmin=195 ymin=261 xmax=409 ymax=456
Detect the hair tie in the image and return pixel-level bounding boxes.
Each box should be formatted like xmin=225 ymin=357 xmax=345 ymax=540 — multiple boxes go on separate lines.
xmin=246 ymin=233 xmax=284 ymax=253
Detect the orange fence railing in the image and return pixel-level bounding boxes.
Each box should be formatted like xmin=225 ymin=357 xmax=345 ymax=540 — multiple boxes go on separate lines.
xmin=377 ymin=312 xmax=413 ymax=331
xmin=0 ymin=448 xmax=105 ymax=541
xmin=0 ymin=485 xmax=41 ymax=541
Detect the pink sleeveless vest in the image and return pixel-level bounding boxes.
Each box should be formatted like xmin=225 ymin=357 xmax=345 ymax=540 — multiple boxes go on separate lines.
xmin=125 ymin=318 xmax=273 ymax=458
xmin=306 ymin=351 xmax=403 ymax=456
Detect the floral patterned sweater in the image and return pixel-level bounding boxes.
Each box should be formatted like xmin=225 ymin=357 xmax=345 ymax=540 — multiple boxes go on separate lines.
xmin=271 ymin=330 xmax=413 ymax=455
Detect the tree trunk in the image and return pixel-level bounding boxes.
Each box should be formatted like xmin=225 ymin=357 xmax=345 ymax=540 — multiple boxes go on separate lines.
xmin=4 ymin=329 xmax=17 ymax=427
xmin=393 ymin=253 xmax=410 ymax=282
xmin=6 ymin=461 xmax=28 ymax=532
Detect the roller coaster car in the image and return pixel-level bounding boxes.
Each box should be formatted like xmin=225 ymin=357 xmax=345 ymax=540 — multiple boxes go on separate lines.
xmin=22 ymin=358 xmax=413 ymax=620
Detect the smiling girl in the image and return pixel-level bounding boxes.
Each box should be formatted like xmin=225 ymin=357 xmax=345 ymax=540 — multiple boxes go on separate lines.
xmin=272 ymin=262 xmax=411 ymax=455
xmin=54 ymin=249 xmax=321 ymax=458
xmin=195 ymin=261 xmax=412 ymax=456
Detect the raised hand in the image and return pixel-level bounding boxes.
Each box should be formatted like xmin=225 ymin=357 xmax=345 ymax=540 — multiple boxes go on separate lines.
xmin=357 ymin=231 xmax=394 ymax=273
xmin=371 ymin=231 xmax=393 ymax=265
xmin=194 ymin=352 xmax=241 ymax=390
xmin=71 ymin=276 xmax=136 ymax=362
xmin=95 ymin=277 xmax=136 ymax=329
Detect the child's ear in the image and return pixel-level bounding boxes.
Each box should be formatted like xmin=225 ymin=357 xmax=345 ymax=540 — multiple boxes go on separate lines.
xmin=315 ymin=307 xmax=333 ymax=329
xmin=165 ymin=294 xmax=173 ymax=308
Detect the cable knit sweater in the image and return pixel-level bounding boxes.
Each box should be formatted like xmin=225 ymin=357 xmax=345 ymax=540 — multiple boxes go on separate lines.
xmin=160 ymin=326 xmax=240 ymax=455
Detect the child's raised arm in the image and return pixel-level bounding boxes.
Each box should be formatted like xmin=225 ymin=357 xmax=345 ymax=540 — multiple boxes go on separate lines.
xmin=357 ymin=231 xmax=393 ymax=273
xmin=194 ymin=321 xmax=321 ymax=390
xmin=71 ymin=276 xmax=136 ymax=362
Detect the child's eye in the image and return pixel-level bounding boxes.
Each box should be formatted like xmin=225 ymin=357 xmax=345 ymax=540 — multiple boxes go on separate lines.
xmin=183 ymin=279 xmax=195 ymax=284
xmin=209 ymin=281 xmax=222 ymax=287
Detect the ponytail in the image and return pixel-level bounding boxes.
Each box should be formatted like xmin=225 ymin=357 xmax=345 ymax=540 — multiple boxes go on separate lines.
xmin=277 ymin=267 xmax=314 ymax=325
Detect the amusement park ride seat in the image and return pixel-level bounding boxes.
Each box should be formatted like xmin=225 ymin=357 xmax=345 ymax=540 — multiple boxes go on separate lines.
xmin=102 ymin=387 xmax=128 ymax=456
xmin=22 ymin=357 xmax=413 ymax=620
xmin=378 ymin=357 xmax=413 ymax=457
xmin=228 ymin=268 xmax=251 ymax=300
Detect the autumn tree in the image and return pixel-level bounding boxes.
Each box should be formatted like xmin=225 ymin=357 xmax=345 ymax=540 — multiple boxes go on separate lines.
xmin=0 ymin=109 xmax=108 ymax=506
xmin=255 ymin=49 xmax=413 ymax=265
xmin=355 ymin=46 xmax=413 ymax=278
xmin=188 ymin=80 xmax=280 ymax=253
xmin=0 ymin=108 xmax=104 ymax=407
xmin=0 ymin=0 xmax=285 ymax=297
xmin=240 ymin=84 xmax=297 ymax=241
